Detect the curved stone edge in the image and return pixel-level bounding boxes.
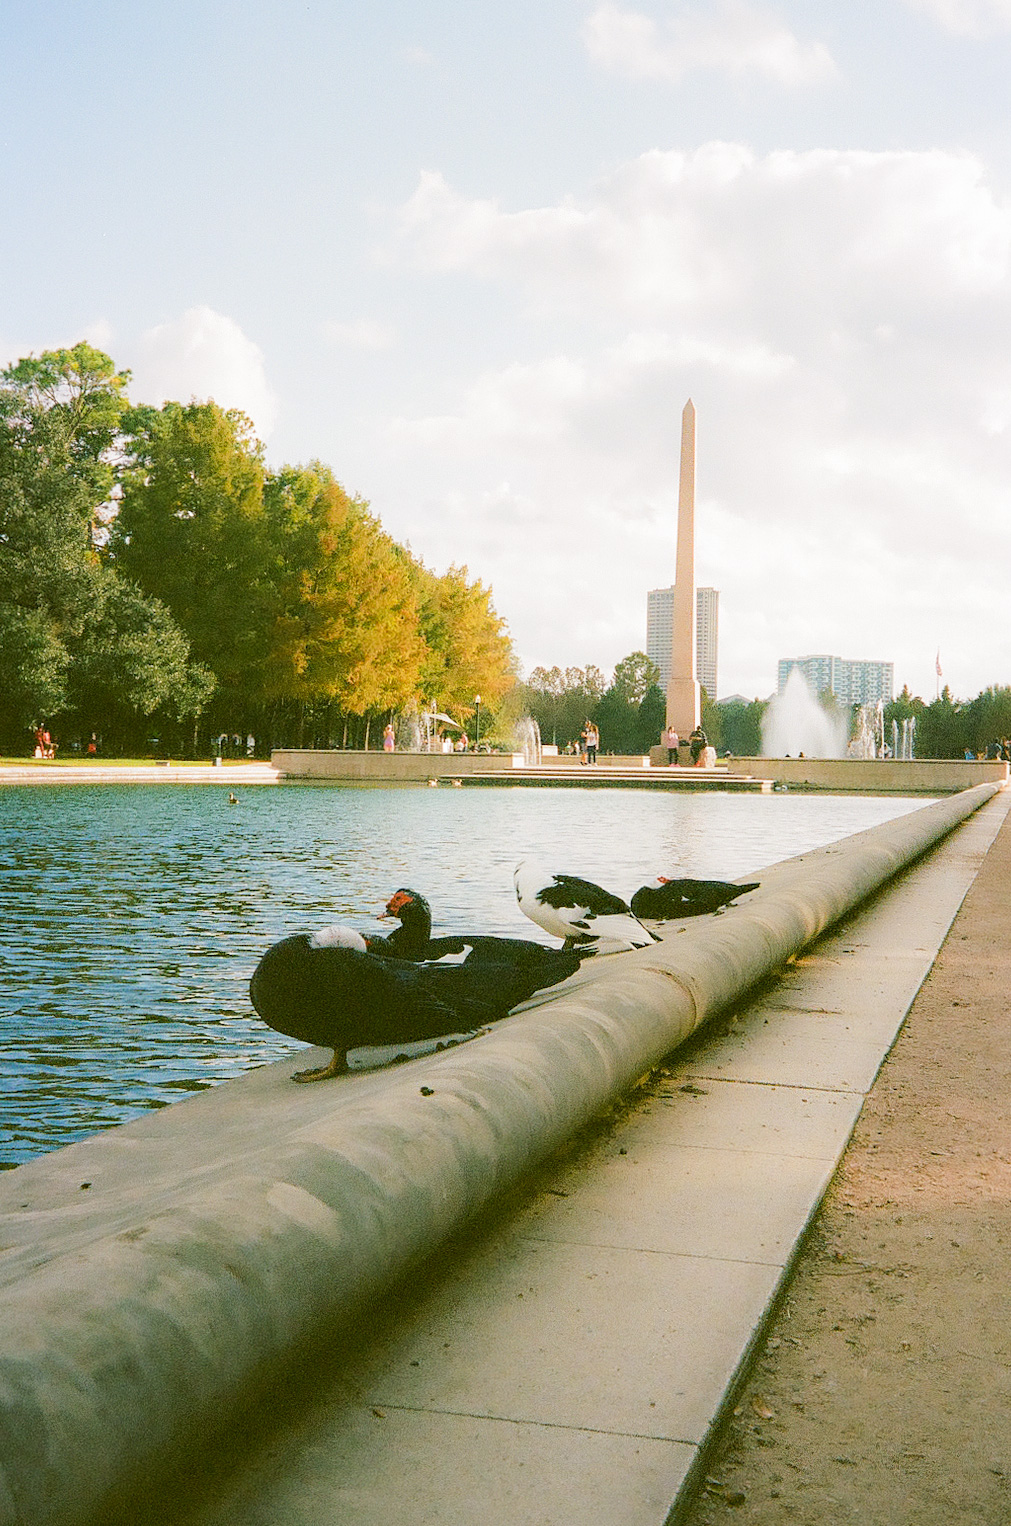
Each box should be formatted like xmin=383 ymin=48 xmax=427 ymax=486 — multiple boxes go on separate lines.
xmin=0 ymin=783 xmax=999 ymax=1526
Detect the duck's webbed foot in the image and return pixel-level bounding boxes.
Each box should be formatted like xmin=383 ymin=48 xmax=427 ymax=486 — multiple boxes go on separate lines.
xmin=292 ymin=1049 xmax=349 ymax=1083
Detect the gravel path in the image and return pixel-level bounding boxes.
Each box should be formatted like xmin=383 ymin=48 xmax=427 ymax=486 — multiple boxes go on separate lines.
xmin=680 ymin=805 xmax=1011 ymax=1525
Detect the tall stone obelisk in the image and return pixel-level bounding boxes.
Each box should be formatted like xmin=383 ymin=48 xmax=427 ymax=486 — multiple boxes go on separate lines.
xmin=665 ymin=398 xmax=701 ymax=736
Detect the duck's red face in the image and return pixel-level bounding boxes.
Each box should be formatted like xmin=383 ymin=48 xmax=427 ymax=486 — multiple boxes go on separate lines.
xmin=385 ymin=889 xmax=415 ymax=917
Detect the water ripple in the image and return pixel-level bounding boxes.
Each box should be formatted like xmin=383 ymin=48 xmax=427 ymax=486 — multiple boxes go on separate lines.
xmin=0 ymin=782 xmax=930 ymax=1165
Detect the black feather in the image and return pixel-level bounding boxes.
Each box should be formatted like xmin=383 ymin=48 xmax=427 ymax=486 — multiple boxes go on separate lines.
xmin=629 ymin=879 xmax=761 ymax=919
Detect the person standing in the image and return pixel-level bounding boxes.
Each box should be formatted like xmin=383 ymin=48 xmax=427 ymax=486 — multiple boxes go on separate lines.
xmin=383 ymin=723 xmax=396 ymax=753
xmin=689 ymin=724 xmax=708 ymax=766
xmin=582 ymin=720 xmax=599 ymax=764
xmin=663 ymin=724 xmax=679 ymax=765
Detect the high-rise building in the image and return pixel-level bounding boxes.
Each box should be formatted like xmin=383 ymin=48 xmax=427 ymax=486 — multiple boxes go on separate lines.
xmin=778 ymin=655 xmax=893 ymax=706
xmin=696 ymin=586 xmax=719 ymax=701
xmin=647 ymin=586 xmax=719 ymax=700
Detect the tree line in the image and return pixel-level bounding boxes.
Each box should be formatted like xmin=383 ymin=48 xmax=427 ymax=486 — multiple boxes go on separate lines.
xmin=4 ymin=344 xmax=1006 ymax=763
xmin=521 ymin=667 xmax=1011 ymax=762
xmin=0 ymin=344 xmax=515 ymax=756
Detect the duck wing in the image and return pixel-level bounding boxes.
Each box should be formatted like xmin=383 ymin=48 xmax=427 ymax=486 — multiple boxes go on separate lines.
xmin=402 ymin=949 xmax=581 ymax=1030
xmin=630 ymin=878 xmax=761 ymax=918
xmin=538 ymin=874 xmax=632 ymax=918
xmin=425 ymin=934 xmax=590 ymax=967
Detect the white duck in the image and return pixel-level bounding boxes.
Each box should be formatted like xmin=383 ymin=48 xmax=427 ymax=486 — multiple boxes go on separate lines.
xmin=514 ymin=859 xmax=660 ymax=954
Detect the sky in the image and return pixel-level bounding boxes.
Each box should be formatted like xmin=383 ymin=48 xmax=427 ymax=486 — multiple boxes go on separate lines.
xmin=4 ymin=0 xmax=1011 ymax=702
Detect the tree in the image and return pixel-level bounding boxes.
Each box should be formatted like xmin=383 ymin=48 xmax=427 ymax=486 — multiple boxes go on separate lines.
xmin=523 ymin=664 xmax=607 ymax=749
xmin=68 ymin=575 xmax=215 ymax=749
xmin=0 ymin=346 xmax=209 ymax=751
xmin=611 ymin=652 xmax=660 ymax=705
xmin=916 ymin=686 xmax=965 ymax=759
xmin=261 ymin=466 xmax=425 ymax=741
xmin=717 ymin=698 xmax=767 ymax=756
xmin=701 ymin=688 xmax=722 ymax=751
xmin=0 ymin=343 xmax=131 ymax=527
xmin=411 ymin=562 xmax=515 ymax=722
xmin=595 ymin=655 xmax=664 ymax=754
xmin=112 ymin=400 xmax=269 ymax=714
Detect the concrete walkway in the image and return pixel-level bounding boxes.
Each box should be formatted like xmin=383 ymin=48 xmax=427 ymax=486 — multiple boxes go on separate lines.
xmin=129 ymin=791 xmax=1010 ymax=1526
xmin=0 ymin=761 xmax=280 ymax=785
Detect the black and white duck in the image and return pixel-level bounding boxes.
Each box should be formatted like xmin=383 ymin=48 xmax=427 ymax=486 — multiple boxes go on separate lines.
xmin=365 ymin=887 xmax=585 ymax=968
xmin=249 ymin=927 xmax=581 ymax=1082
xmin=513 ymin=859 xmax=660 ymax=954
xmin=629 ymin=877 xmax=761 ymax=919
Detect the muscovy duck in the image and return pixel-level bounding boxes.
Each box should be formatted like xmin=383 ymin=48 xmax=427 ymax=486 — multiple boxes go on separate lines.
xmin=513 ymin=860 xmax=660 ymax=954
xmin=249 ymin=933 xmax=581 ymax=1082
xmin=364 ymin=888 xmax=432 ymax=960
xmin=629 ymin=877 xmax=761 ymax=919
xmin=364 ymin=887 xmax=590 ymax=967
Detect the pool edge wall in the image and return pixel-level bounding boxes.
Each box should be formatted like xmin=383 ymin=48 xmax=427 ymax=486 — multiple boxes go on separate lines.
xmin=0 ymin=783 xmax=1001 ymax=1526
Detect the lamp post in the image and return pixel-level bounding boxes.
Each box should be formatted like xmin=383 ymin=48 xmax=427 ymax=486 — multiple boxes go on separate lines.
xmin=474 ymin=695 xmax=481 ymax=749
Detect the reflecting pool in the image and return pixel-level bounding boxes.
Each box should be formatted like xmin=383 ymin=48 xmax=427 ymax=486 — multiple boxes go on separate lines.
xmin=0 ymin=783 xmax=935 ymax=1165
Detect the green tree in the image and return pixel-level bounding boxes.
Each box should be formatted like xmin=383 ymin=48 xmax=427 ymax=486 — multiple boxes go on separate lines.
xmin=524 ymin=665 xmax=607 ymax=749
xmin=0 ymin=343 xmax=130 ymax=527
xmin=113 ymin=400 xmax=269 ymax=712
xmin=701 ymin=688 xmax=722 ymax=751
xmin=962 ymin=686 xmax=1011 ymax=756
xmin=0 ymin=346 xmax=209 ymax=751
xmin=716 ymin=698 xmax=767 ymax=756
xmin=916 ymin=686 xmax=966 ymax=758
xmin=68 ymin=577 xmax=215 ymax=749
xmin=611 ymin=652 xmax=661 ymax=705
xmin=637 ymin=682 xmax=666 ymax=751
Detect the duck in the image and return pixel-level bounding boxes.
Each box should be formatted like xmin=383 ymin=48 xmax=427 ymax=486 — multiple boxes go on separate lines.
xmin=513 ymin=859 xmax=660 ymax=954
xmin=629 ymin=877 xmax=761 ymax=919
xmin=365 ymin=887 xmax=590 ymax=970
xmin=227 ymin=792 xmax=238 ymax=804
xmin=248 ymin=932 xmax=581 ymax=1081
xmin=364 ymin=888 xmax=433 ymax=960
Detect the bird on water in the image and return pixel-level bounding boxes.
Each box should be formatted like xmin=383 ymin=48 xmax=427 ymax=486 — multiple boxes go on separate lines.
xmin=249 ymin=921 xmax=581 ymax=1082
xmin=513 ymin=860 xmax=660 ymax=954
xmin=629 ymin=877 xmax=760 ymax=919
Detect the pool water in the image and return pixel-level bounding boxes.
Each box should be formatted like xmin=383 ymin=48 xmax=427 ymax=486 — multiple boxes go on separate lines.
xmin=0 ymin=783 xmax=933 ymax=1165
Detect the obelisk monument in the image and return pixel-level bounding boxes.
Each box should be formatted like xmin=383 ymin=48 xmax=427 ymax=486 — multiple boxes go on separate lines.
xmin=665 ymin=398 xmax=701 ymax=736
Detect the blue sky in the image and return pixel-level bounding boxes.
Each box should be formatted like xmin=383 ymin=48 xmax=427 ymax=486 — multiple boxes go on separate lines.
xmin=4 ymin=0 xmax=1011 ymax=701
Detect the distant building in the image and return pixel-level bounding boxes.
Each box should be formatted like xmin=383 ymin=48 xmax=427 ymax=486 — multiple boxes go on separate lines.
xmin=778 ymin=654 xmax=894 ymax=706
xmin=646 ymin=586 xmax=719 ymax=700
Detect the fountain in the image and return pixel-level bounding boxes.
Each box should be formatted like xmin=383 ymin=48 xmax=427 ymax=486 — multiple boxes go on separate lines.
xmin=512 ymin=716 xmax=543 ymax=766
xmin=761 ymin=669 xmax=847 ymax=759
xmin=847 ymin=700 xmax=884 ymax=760
xmin=396 ymin=711 xmax=423 ymax=753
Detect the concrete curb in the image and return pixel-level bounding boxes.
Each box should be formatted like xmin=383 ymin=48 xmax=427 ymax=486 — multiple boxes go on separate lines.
xmin=0 ymin=784 xmax=999 ymax=1526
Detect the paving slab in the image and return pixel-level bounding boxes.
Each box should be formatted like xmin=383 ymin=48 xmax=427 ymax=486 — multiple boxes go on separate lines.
xmin=114 ymin=790 xmax=1011 ymax=1525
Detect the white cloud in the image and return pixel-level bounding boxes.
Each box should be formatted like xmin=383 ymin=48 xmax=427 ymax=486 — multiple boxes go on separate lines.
xmin=389 ymin=145 xmax=1011 ymax=698
xmin=902 ymin=0 xmax=1011 ymax=35
xmin=323 ymin=317 xmax=396 ymax=350
xmin=130 ymin=306 xmax=277 ymax=437
xmin=583 ymin=1 xmax=837 ymax=85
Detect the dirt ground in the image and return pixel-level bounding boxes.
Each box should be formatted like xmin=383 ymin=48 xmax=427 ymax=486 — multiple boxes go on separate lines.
xmin=679 ymin=805 xmax=1011 ymax=1526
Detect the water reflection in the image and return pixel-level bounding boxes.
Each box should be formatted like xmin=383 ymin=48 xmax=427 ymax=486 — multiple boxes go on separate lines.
xmin=0 ymin=783 xmax=933 ymax=1165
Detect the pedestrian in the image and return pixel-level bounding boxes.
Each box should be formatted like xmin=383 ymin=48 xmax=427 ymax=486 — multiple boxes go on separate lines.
xmin=663 ymin=724 xmax=679 ymax=765
xmin=383 ymin=723 xmax=396 ymax=753
xmin=689 ymin=724 xmax=708 ymax=766
xmin=582 ymin=720 xmax=599 ymax=765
